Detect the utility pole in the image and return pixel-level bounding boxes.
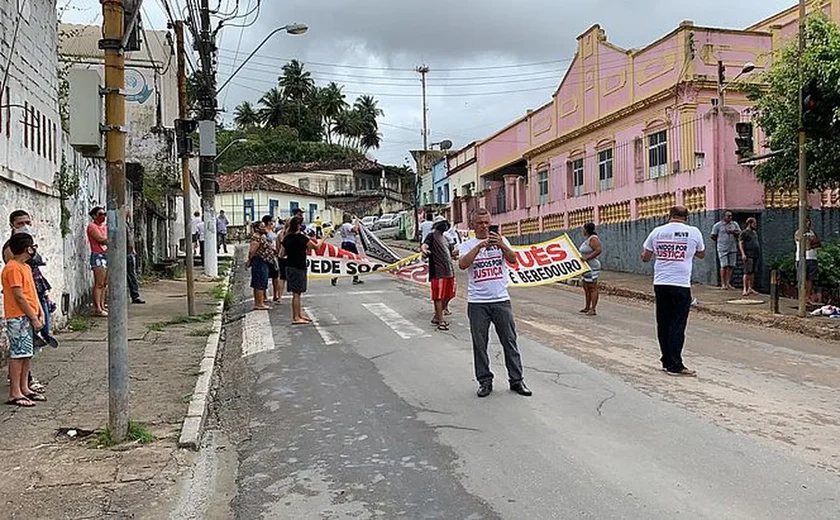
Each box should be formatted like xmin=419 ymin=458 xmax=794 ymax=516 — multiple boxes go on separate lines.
xmin=797 ymin=0 xmax=808 ymax=317
xmin=414 ymin=65 xmax=429 ymax=241
xmin=198 ymin=0 xmax=218 ymax=277
xmin=416 ymin=65 xmax=429 ymax=150
xmin=175 ymin=21 xmax=196 ymax=315
xmin=100 ymin=0 xmax=129 ymax=442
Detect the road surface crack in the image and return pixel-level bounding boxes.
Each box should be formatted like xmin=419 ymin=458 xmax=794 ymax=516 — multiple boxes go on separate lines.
xmin=368 ymin=350 xmax=399 ymax=361
xmin=596 ymin=391 xmax=616 ymax=417
xmin=433 ymin=424 xmax=481 ymax=433
xmin=525 ymin=366 xmax=583 ymax=390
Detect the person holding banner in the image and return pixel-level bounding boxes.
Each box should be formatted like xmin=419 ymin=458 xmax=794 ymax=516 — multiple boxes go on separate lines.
xmin=458 ymin=208 xmax=532 ymax=398
xmin=331 ymin=214 xmax=364 ymax=286
xmin=422 ymin=218 xmax=459 ymax=331
xmin=642 ymin=206 xmax=705 ymax=377
xmin=579 ymin=223 xmax=603 ymax=316
xmin=246 ymin=221 xmax=275 ymax=311
xmin=282 ymin=216 xmax=319 ymax=325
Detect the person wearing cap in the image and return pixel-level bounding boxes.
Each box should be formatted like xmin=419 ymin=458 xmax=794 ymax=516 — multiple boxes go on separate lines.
xmin=422 ymin=216 xmax=459 ymax=330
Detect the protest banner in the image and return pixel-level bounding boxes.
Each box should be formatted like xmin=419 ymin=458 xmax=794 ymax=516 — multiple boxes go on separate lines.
xmin=391 ymin=234 xmax=590 ymax=288
xmin=306 ymin=234 xmax=589 ymax=287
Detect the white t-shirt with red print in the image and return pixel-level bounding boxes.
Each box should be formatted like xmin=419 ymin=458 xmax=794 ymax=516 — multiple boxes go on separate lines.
xmin=643 ymin=222 xmax=705 ymax=288
xmin=458 ymin=237 xmax=512 ymax=303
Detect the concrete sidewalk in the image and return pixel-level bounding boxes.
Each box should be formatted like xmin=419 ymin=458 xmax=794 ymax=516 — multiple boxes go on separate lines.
xmin=384 ymin=238 xmax=840 ymax=342
xmin=0 ymin=276 xmax=224 ymax=518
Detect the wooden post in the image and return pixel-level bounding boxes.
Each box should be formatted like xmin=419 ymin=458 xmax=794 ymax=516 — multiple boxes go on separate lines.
xmin=770 ymin=269 xmax=781 ymax=314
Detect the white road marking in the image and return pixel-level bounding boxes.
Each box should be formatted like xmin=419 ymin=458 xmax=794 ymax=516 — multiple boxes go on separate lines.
xmin=362 ymin=303 xmax=430 ymax=340
xmin=241 ymin=310 xmax=275 ymax=357
xmin=305 ymin=307 xmax=339 ymax=345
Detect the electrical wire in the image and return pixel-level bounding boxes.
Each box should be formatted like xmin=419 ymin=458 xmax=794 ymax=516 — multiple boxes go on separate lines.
xmin=0 ymin=0 xmax=27 ymax=108
xmin=222 ymin=0 xmax=252 ymax=107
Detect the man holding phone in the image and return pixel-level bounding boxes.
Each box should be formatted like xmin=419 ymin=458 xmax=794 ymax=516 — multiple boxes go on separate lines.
xmin=458 ymin=208 xmax=531 ymax=398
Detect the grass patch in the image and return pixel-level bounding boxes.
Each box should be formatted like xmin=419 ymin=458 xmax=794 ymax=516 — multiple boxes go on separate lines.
xmin=93 ymin=421 xmax=156 ymax=448
xmin=209 ymin=283 xmax=228 ymax=301
xmin=147 ymin=322 xmax=166 ymax=332
xmin=223 ymin=290 xmax=234 ymax=309
xmin=186 ymin=327 xmax=215 ymax=337
xmin=167 ymin=312 xmax=216 ymax=325
xmin=68 ymin=316 xmax=92 ymax=332
xmin=181 ymin=393 xmax=193 ymax=403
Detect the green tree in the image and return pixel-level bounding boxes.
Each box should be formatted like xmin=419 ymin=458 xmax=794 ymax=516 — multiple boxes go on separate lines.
xmin=258 ymin=88 xmax=285 ymax=128
xmin=749 ymin=13 xmax=840 ymax=190
xmin=317 ymin=82 xmax=349 ymax=144
xmin=233 ymin=101 xmax=260 ymax=129
xmin=278 ymin=59 xmax=315 ymax=101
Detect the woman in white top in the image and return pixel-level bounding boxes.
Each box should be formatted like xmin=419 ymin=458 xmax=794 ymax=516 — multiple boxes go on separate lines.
xmin=579 ymin=223 xmax=603 ymax=316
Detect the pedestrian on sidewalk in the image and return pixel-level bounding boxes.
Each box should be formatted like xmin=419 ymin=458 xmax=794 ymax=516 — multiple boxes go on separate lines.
xmin=126 ymin=213 xmax=145 ymax=304
xmin=739 ymin=217 xmax=760 ymax=297
xmin=331 ymin=214 xmax=363 ymax=286
xmin=458 ymin=208 xmax=532 ymax=398
xmin=422 ymin=217 xmax=459 ymax=331
xmin=642 ymin=206 xmax=706 ymax=377
xmin=246 ymin=221 xmax=273 ymax=311
xmin=191 ymin=211 xmax=201 ymax=256
xmin=579 ymin=222 xmax=603 ymax=316
xmin=282 ymin=215 xmax=318 ymax=325
xmin=3 ymin=210 xmax=53 ymax=393
xmin=711 ymin=211 xmax=740 ymax=290
xmin=87 ymin=207 xmax=108 ymax=317
xmin=795 ymin=217 xmax=821 ymax=304
xmin=217 ymin=210 xmax=229 ymax=254
xmin=420 ymin=212 xmax=434 ymax=243
xmin=196 ymin=218 xmax=206 ymax=260
xmin=3 ymin=233 xmax=45 ymax=407
xmin=262 ymin=215 xmax=283 ymax=303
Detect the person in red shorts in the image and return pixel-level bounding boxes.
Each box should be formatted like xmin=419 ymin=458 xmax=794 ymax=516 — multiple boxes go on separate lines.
xmin=422 ymin=217 xmax=459 ymax=331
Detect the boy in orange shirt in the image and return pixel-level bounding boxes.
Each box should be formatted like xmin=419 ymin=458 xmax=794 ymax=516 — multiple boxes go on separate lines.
xmin=3 ymin=233 xmax=44 ymax=407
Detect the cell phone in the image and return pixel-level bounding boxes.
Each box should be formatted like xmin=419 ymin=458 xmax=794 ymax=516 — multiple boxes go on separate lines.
xmin=489 ymin=224 xmax=499 ymax=235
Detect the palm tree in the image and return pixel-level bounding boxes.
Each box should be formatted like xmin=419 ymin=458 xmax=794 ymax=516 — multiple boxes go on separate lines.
xmin=333 ymin=108 xmax=364 ymax=149
xmin=278 ymin=59 xmax=314 ymax=101
xmin=258 ymin=88 xmax=285 ymax=128
xmin=233 ymin=101 xmax=260 ymax=129
xmin=353 ymin=95 xmax=384 ymax=129
xmin=360 ymin=127 xmax=382 ymax=151
xmin=318 ymin=82 xmax=349 ymax=144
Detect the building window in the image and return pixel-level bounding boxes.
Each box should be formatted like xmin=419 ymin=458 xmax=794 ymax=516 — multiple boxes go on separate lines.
xmin=572 ymin=158 xmax=584 ymax=197
xmin=443 ymin=183 xmax=449 ymax=203
xmin=648 ymin=130 xmax=668 ymax=178
xmin=243 ymin=198 xmax=254 ymax=224
xmin=537 ymin=170 xmax=549 ymax=204
xmin=695 ymin=152 xmax=706 ymax=169
xmin=289 ymin=201 xmax=299 ymax=215
xmin=598 ymin=148 xmax=614 ymax=191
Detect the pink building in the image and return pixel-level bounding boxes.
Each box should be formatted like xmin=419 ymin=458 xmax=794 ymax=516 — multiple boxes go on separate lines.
xmin=458 ymin=2 xmax=840 ymax=285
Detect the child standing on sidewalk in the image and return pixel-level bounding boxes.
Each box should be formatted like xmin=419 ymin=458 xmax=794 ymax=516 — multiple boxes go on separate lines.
xmin=3 ymin=233 xmax=44 ymax=407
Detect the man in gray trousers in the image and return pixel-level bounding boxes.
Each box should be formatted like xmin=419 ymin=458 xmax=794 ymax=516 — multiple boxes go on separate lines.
xmin=458 ymin=208 xmax=532 ymax=398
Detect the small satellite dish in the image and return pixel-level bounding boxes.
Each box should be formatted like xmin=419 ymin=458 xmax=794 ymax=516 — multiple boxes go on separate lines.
xmin=440 ymin=139 xmax=453 ymax=151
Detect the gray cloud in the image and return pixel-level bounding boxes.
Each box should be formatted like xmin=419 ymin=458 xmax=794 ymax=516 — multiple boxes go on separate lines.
xmin=65 ymin=0 xmax=796 ymax=165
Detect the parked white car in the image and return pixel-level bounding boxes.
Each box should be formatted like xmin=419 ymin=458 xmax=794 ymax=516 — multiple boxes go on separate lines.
xmin=375 ymin=213 xmax=399 ymax=230
xmin=361 ymin=215 xmax=379 ymax=228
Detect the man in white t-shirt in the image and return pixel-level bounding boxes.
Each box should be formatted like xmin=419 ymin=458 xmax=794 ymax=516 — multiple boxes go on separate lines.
xmin=457 ymin=208 xmax=531 ymax=398
xmin=642 ymin=206 xmax=706 ymax=377
xmin=420 ymin=213 xmax=434 ymax=243
xmin=331 ymin=214 xmax=363 ymax=286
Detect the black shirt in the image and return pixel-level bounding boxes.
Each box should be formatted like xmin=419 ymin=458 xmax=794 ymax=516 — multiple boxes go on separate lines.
xmin=740 ymin=229 xmax=760 ymax=258
xmin=282 ymin=233 xmax=311 ymax=270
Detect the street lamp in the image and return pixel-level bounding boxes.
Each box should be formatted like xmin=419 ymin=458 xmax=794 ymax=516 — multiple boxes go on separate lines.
xmin=216 ymin=23 xmax=309 ymax=95
xmin=718 ymin=62 xmax=757 ymax=105
xmin=218 ymin=138 xmax=248 ymax=162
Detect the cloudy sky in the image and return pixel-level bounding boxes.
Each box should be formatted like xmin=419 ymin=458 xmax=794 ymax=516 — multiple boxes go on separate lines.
xmin=61 ymin=0 xmax=796 ymax=166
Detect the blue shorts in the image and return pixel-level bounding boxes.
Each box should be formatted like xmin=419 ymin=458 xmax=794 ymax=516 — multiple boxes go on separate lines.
xmin=7 ymin=316 xmax=34 ymax=359
xmin=90 ymin=253 xmax=107 ymax=270
xmin=583 ymin=270 xmax=600 ymax=283
xmin=250 ymin=257 xmax=269 ymax=290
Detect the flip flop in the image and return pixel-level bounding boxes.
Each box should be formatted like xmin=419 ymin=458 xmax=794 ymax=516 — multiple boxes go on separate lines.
xmin=292 ymin=320 xmax=310 ymax=325
xmin=431 ymin=318 xmax=440 ymax=325
xmin=25 ymin=393 xmax=46 ymax=402
xmin=6 ymin=397 xmax=35 ymax=407
xmin=437 ymin=322 xmax=450 ymax=331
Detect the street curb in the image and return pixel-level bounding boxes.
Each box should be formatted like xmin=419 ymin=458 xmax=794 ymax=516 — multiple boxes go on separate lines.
xmin=555 ymin=279 xmax=840 ymax=342
xmin=178 ymin=271 xmax=231 ymax=451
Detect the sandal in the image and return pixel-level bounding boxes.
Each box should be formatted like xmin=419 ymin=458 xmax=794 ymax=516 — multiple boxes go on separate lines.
xmin=586 ymin=310 xmax=597 ymax=316
xmin=444 ymin=309 xmax=452 ymax=316
xmin=437 ymin=322 xmax=450 ymax=331
xmin=292 ymin=320 xmax=310 ymax=325
xmin=579 ymin=309 xmax=590 ymax=313
xmin=431 ymin=318 xmax=440 ymax=325
xmin=6 ymin=397 xmax=35 ymax=407
xmin=26 ymin=393 xmax=46 ymax=402
xmin=30 ymin=381 xmax=45 ymax=393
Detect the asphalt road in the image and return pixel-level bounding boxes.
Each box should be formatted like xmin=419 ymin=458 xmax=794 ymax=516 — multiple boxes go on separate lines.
xmin=208 ymin=262 xmax=840 ymax=519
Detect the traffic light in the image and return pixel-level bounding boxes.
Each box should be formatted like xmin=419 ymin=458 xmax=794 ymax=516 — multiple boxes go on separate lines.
xmin=801 ymin=79 xmax=837 ymax=134
xmin=735 ymin=122 xmax=754 ymax=158
xmin=175 ymin=119 xmax=198 ymax=158
xmin=123 ymin=0 xmax=142 ymax=52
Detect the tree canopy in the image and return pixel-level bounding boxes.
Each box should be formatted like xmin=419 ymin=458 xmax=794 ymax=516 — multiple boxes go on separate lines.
xmin=230 ymin=59 xmax=384 ymax=154
xmin=749 ymin=13 xmax=840 ymax=190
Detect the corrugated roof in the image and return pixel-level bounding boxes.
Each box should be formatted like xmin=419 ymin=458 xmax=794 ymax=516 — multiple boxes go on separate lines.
xmin=58 ymin=23 xmax=172 ymax=64
xmin=233 ymin=158 xmax=382 ymax=176
xmin=217 ymin=171 xmax=322 ymax=197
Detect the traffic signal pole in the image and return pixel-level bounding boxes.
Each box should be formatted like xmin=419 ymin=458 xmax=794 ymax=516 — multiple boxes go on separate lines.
xmin=797 ymin=0 xmax=808 ymax=318
xmin=175 ymin=21 xmax=196 ymax=316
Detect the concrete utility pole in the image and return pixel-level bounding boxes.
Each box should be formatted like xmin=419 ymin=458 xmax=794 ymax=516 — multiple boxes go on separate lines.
xmin=797 ymin=0 xmax=808 ymax=318
xmin=175 ymin=21 xmax=196 ymax=316
xmin=100 ymin=0 xmax=129 ymax=442
xmin=198 ymin=0 xmax=218 ymax=277
xmin=414 ymin=65 xmax=429 ymax=241
xmin=416 ymin=65 xmax=429 ymax=151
